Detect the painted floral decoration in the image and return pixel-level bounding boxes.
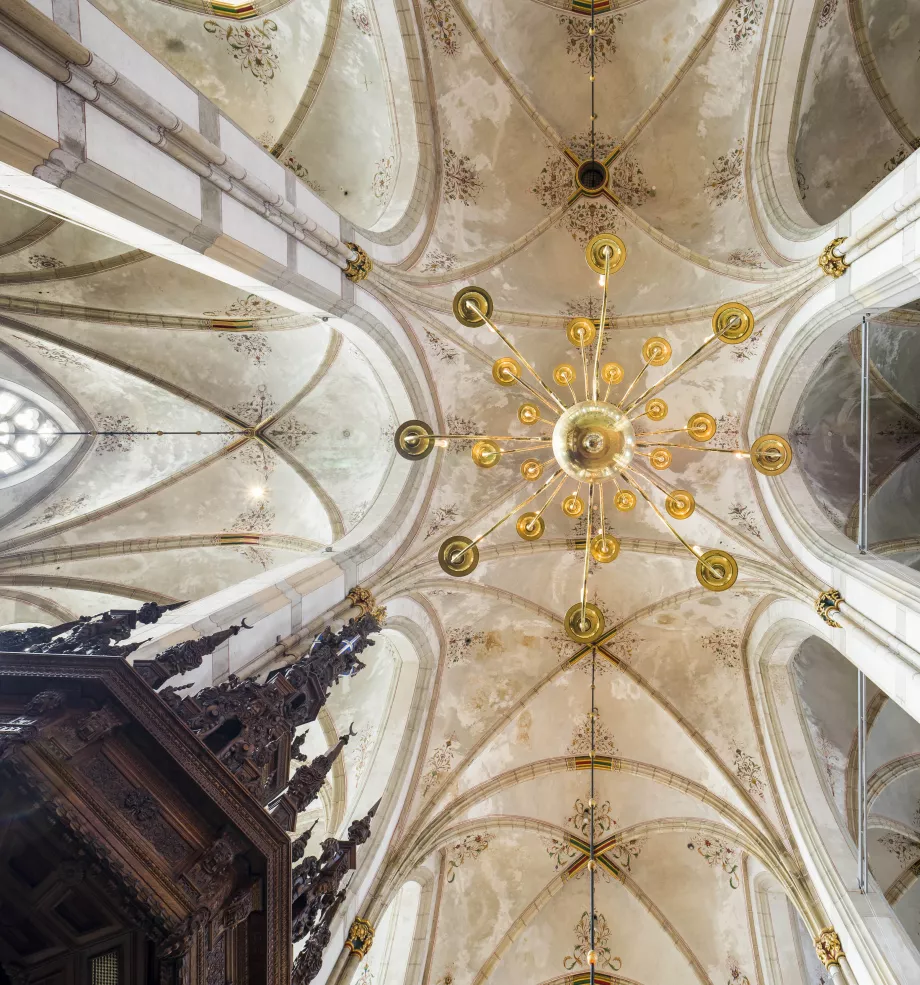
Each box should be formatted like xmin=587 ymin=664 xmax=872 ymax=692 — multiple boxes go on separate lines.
xmin=445 ymin=832 xmax=492 ymax=882
xmin=351 ymin=0 xmax=373 ymax=35
xmin=373 ymin=154 xmax=395 ymax=201
xmin=420 ymin=249 xmax=459 ymax=273
xmin=705 ymin=140 xmax=745 ymax=207
xmin=203 ymin=19 xmax=280 ymax=86
xmin=28 ymin=254 xmax=64 ymax=269
xmin=443 ymin=140 xmax=483 ymax=205
xmin=559 ymin=13 xmax=623 ymax=68
xmin=423 ymin=329 xmax=460 ymax=363
xmin=219 ymin=332 xmax=272 ymax=366
xmin=687 ymin=831 xmax=740 ymax=888
xmin=726 ymin=0 xmax=764 ymax=51
xmin=421 ymin=732 xmax=458 ymax=796
xmin=424 ymin=0 xmax=461 ymax=57
xmin=563 ymin=910 xmax=621 ymax=971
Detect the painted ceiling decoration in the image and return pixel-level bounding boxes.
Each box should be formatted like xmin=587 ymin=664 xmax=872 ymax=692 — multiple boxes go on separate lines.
xmin=2 ymin=0 xmax=920 ymax=983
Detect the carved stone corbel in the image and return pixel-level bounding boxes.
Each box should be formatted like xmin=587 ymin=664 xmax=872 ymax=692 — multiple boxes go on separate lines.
xmin=814 ymin=927 xmax=845 ymax=969
xmin=344 ymin=244 xmax=372 ymax=283
xmin=347 ymin=586 xmax=387 ymax=627
xmin=818 ymin=237 xmax=849 ymax=278
xmin=816 ymin=589 xmax=844 ymax=628
xmin=344 ymin=916 xmax=374 ymax=959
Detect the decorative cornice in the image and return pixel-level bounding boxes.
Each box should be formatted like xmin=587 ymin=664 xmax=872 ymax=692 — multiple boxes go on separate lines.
xmin=344 ymin=243 xmax=372 ymax=283
xmin=814 ymin=927 xmax=844 ymax=969
xmin=816 ymin=589 xmax=844 ymax=628
xmin=818 ymin=237 xmax=849 ymax=278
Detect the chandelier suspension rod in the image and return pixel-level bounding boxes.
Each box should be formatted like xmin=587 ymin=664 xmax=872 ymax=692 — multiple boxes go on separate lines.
xmin=590 ymin=0 xmax=597 ymax=165
xmin=622 ymin=315 xmax=743 ymax=414
xmin=465 ymin=300 xmax=567 ymax=413
xmin=621 ymin=469 xmax=722 ymax=578
xmin=589 ymin=644 xmax=597 ymax=985
xmin=580 ymin=482 xmax=595 ymax=630
xmin=6 ymin=429 xmax=239 ymax=436
xmin=449 ymin=469 xmax=564 ymax=563
xmin=591 ymin=248 xmax=613 ymax=400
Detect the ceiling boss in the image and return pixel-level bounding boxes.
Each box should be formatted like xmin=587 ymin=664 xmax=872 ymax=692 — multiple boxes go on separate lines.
xmin=394 ymin=0 xmax=792 ymax=652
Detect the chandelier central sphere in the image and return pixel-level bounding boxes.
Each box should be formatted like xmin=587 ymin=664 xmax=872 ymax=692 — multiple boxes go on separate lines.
xmin=552 ymin=400 xmax=635 ymax=481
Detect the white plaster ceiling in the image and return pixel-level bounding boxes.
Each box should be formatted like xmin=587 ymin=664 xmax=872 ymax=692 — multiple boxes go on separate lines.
xmin=2 ymin=0 xmax=919 ymax=980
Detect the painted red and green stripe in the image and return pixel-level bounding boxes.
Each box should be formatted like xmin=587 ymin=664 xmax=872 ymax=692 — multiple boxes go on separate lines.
xmin=572 ymin=0 xmax=612 ymax=13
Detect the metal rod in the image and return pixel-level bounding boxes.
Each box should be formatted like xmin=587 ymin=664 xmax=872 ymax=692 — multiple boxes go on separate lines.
xmin=514 ymin=374 xmax=564 ymax=416
xmin=858 ymin=315 xmax=870 ymax=554
xmin=580 ymin=482 xmax=594 ymax=628
xmin=857 ymin=669 xmax=868 ymax=892
xmin=636 ymin=442 xmax=750 ymax=456
xmin=526 ymin=473 xmax=567 ymax=530
xmin=617 ymin=358 xmax=651 ymax=409
xmin=621 ymin=469 xmax=721 ymax=578
xmin=407 ymin=433 xmax=552 ymax=443
xmin=451 ymin=470 xmax=564 ymax=561
xmin=6 ymin=429 xmax=238 ymax=436
xmin=589 ymin=643 xmax=597 ymax=985
xmin=591 ymin=249 xmax=612 ymax=400
xmin=581 ymin=343 xmax=590 ymax=402
xmin=623 ymin=315 xmax=742 ymax=414
xmin=471 ymin=303 xmax=567 ymax=412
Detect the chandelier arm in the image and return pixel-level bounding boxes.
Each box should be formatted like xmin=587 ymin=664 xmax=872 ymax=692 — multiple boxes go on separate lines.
xmin=591 ymin=248 xmax=613 ymax=400
xmin=497 ymin=444 xmax=555 ymax=455
xmin=580 ymin=483 xmax=595 ymax=629
xmin=419 ymin=434 xmax=552 ymax=442
xmin=622 ymin=317 xmax=743 ymax=414
xmin=621 ymin=469 xmax=722 ymax=578
xmin=598 ymin=481 xmax=608 ymax=549
xmin=636 ymin=442 xmax=750 ymax=457
xmin=450 ymin=469 xmax=564 ymax=562
xmin=526 ymin=472 xmax=567 ymax=531
xmin=472 ymin=304 xmax=567 ymax=412
xmin=513 ymin=374 xmax=565 ymax=416
xmin=580 ymin=344 xmax=590 ymax=402
xmin=616 ymin=359 xmax=652 ymax=409
xmin=634 ymin=425 xmax=691 ymax=437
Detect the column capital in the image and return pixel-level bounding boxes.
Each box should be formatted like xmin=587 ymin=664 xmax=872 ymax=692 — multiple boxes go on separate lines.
xmin=344 ymin=916 xmax=375 ymax=959
xmin=814 ymin=927 xmax=845 ymax=969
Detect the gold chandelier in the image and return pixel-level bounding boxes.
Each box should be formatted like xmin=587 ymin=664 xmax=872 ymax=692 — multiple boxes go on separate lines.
xmin=394 ymin=231 xmax=792 ymax=644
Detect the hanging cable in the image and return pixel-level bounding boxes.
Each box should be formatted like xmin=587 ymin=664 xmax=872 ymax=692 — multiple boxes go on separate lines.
xmin=589 ymin=644 xmax=597 ymax=985
xmin=590 ymin=0 xmax=596 ymax=164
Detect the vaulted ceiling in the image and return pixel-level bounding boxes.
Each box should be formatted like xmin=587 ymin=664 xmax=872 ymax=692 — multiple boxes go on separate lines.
xmin=2 ymin=0 xmax=919 ymax=983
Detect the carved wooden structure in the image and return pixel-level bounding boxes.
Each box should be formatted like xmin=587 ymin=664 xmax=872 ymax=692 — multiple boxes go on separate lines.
xmin=0 ymin=653 xmax=291 ymax=985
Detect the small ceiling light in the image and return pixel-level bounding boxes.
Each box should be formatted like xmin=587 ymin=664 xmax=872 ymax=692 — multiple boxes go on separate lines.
xmin=250 ymin=486 xmax=266 ymax=499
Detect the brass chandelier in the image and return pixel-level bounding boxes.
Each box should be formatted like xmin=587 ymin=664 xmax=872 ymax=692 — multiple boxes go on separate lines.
xmin=395 ymin=234 xmax=791 ymax=643
xmin=394 ymin=0 xmax=791 ymax=648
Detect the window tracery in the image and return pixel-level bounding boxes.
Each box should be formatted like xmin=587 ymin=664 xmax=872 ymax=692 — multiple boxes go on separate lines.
xmin=0 ymin=386 xmax=61 ymax=478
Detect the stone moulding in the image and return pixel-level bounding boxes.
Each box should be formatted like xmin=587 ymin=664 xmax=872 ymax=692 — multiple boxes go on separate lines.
xmin=0 ymin=0 xmax=356 ymax=271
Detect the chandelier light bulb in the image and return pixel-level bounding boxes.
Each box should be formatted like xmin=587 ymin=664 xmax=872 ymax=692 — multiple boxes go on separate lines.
xmin=250 ymin=486 xmax=265 ymax=499
xmin=598 ymin=274 xmax=606 ymax=287
xmin=587 ymin=949 xmax=598 ymax=966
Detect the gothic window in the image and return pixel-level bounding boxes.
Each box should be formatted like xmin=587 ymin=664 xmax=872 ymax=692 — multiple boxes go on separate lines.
xmin=0 ymin=386 xmax=61 ymax=478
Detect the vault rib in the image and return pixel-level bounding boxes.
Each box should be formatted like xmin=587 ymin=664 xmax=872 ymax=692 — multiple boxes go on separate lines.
xmin=0 ymin=248 xmax=149 ymax=285
xmin=0 ymin=294 xmax=310 ymax=330
xmin=0 ymin=587 xmax=76 ymax=622
xmin=0 ymin=532 xmax=323 ymax=573
xmin=616 ymin=0 xmax=736 ymax=154
xmin=386 ymin=204 xmax=569 ymax=286
xmin=271 ymin=0 xmax=344 ymax=156
xmin=845 ymin=0 xmax=919 ymax=152
xmin=379 ymin=580 xmax=786 ymax=868
xmin=445 ymin=0 xmax=568 ymax=154
xmin=0 ymin=574 xmax=180 ymax=605
xmin=0 ymin=215 xmax=63 ymax=258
